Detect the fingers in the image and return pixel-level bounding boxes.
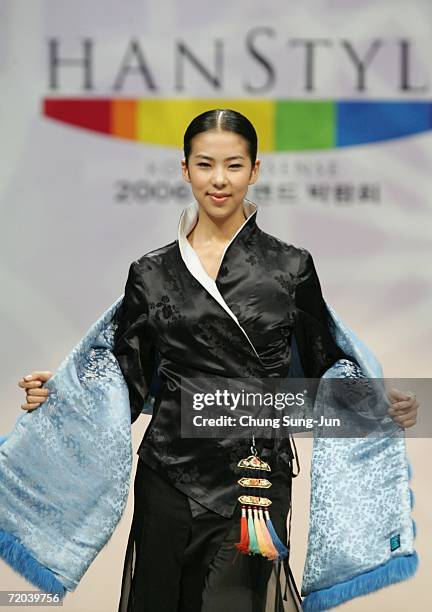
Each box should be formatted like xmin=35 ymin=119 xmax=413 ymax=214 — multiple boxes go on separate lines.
xmin=26 ymin=371 xmax=53 ymax=381
xmin=391 ymin=413 xmax=417 ymax=428
xmin=20 ymin=390 xmax=50 ymax=411
xmin=18 ymin=371 xmax=53 ymax=389
xmin=387 ymin=387 xmax=414 ymax=402
xmin=18 ymin=379 xmax=42 ymax=389
xmin=388 ymin=398 xmax=419 ymax=428
xmin=21 ymin=402 xmax=41 ymax=411
xmin=24 ymin=386 xmax=49 ymax=409
xmin=388 ymin=398 xmax=419 ymax=414
xmin=26 ymin=388 xmax=49 ymax=398
xmin=18 ymin=371 xmax=52 ymax=412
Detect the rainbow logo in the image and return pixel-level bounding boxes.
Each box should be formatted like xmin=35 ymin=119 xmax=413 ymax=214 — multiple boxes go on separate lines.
xmin=43 ymin=98 xmax=432 ymax=151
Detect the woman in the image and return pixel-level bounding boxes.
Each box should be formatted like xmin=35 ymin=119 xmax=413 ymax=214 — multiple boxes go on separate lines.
xmin=18 ymin=109 xmax=418 ymax=612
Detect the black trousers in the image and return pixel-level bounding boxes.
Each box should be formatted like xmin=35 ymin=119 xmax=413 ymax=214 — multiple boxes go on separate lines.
xmin=118 ymin=459 xmax=302 ymax=612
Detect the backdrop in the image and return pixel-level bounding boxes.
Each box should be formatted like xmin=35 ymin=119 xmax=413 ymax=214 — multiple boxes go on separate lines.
xmin=1 ymin=1 xmax=431 ymax=610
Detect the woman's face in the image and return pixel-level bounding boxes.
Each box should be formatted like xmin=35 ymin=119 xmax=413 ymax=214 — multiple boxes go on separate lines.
xmin=181 ymin=129 xmax=260 ymax=220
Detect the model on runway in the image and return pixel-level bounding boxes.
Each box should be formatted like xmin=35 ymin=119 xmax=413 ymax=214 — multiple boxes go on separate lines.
xmin=18 ymin=108 xmax=419 ymax=611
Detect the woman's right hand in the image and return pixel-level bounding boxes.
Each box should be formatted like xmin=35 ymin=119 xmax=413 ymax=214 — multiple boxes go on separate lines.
xmin=18 ymin=371 xmax=52 ymax=411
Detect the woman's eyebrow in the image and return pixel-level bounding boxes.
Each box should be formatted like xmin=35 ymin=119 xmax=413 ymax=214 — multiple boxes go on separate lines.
xmin=194 ymin=154 xmax=245 ymax=161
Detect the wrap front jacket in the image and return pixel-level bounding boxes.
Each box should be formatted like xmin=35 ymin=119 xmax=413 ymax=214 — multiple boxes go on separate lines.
xmin=113 ymin=198 xmax=354 ymax=519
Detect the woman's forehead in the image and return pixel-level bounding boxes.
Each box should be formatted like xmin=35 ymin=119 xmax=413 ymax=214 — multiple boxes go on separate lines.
xmin=190 ymin=130 xmax=250 ymax=155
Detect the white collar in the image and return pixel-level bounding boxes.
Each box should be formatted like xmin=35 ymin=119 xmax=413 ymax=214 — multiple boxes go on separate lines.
xmin=177 ymin=198 xmax=261 ymax=361
xmin=178 ymin=198 xmax=257 ymax=243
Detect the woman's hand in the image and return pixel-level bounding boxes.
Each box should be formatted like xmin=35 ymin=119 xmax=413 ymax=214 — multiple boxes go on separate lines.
xmin=18 ymin=371 xmax=52 ymax=411
xmin=387 ymin=388 xmax=418 ymax=429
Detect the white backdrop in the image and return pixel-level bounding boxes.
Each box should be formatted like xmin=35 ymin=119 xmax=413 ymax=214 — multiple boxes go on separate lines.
xmin=0 ymin=1 xmax=431 ymax=610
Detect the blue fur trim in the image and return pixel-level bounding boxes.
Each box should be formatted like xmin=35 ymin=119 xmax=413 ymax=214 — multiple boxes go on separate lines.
xmin=0 ymin=530 xmax=66 ymax=598
xmin=409 ymin=487 xmax=415 ymax=508
xmin=0 ymin=435 xmax=8 ymax=446
xmin=409 ymin=483 xmax=417 ymax=537
xmin=302 ymin=553 xmax=419 ymax=611
xmin=407 ymin=461 xmax=413 ymax=481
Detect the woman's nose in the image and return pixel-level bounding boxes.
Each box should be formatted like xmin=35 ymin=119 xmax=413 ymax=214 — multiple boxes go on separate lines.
xmin=211 ymin=169 xmax=227 ymax=186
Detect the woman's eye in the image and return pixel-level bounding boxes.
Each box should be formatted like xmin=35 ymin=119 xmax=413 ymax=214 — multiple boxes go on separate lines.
xmin=196 ymin=162 xmax=242 ymax=168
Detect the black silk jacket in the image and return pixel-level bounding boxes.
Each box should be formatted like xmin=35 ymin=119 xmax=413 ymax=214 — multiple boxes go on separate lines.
xmin=113 ymin=199 xmax=354 ymax=518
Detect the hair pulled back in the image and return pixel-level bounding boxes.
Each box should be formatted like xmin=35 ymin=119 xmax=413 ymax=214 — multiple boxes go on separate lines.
xmin=183 ymin=109 xmax=258 ymax=167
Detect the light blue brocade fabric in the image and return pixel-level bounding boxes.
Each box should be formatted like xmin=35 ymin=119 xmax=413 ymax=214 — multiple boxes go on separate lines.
xmin=0 ymin=297 xmax=417 ymax=607
xmin=301 ymin=304 xmax=416 ymax=601
xmin=0 ymin=296 xmax=132 ymax=591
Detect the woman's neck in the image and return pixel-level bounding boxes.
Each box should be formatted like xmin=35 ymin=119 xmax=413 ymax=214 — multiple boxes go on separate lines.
xmin=187 ymin=203 xmax=247 ymax=248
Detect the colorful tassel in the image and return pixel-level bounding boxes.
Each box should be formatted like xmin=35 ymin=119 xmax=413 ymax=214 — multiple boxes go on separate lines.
xmin=253 ymin=507 xmax=276 ymax=560
xmin=235 ymin=505 xmax=282 ymax=561
xmin=253 ymin=507 xmax=266 ymax=555
xmin=247 ymin=507 xmax=260 ymax=554
xmin=265 ymin=509 xmax=288 ymax=559
xmin=258 ymin=508 xmax=279 ymax=560
xmin=235 ymin=506 xmax=250 ymax=553
xmin=235 ymin=443 xmax=287 ymax=561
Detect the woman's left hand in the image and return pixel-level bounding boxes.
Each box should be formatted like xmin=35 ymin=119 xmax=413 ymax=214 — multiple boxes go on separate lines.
xmin=387 ymin=388 xmax=419 ymax=428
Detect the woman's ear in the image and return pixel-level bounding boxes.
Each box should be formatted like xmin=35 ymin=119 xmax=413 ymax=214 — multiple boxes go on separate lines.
xmin=181 ymin=158 xmax=191 ymax=183
xmin=249 ymin=159 xmax=261 ymax=185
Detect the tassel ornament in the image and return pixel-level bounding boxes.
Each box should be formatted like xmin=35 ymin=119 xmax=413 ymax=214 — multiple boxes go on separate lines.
xmin=234 ymin=441 xmax=288 ymax=562
xmin=235 ymin=506 xmax=250 ymax=553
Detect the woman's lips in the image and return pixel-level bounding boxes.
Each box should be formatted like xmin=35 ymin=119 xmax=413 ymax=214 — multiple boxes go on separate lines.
xmin=208 ymin=194 xmax=230 ymax=204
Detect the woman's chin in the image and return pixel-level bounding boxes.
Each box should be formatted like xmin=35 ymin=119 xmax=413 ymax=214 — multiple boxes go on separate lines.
xmin=198 ymin=198 xmax=242 ymax=218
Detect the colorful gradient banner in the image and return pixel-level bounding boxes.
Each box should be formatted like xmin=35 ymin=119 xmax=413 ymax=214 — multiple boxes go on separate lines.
xmin=43 ymin=98 xmax=432 ymax=151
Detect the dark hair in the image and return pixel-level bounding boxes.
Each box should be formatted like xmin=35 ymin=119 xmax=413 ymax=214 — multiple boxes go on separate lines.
xmin=183 ymin=109 xmax=258 ymax=167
